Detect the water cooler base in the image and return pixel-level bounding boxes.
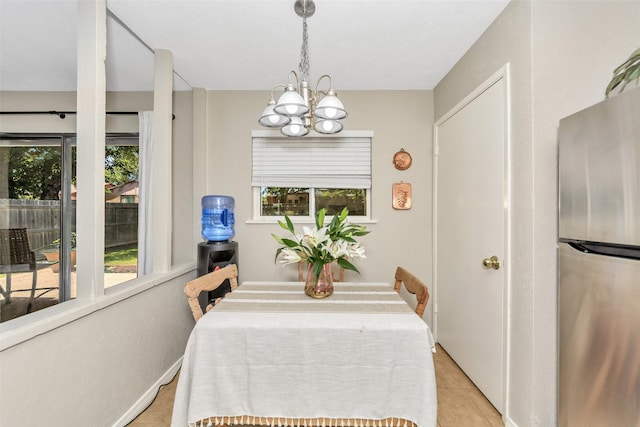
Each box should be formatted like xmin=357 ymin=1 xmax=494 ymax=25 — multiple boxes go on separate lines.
xmin=196 ymin=240 xmax=238 ymax=312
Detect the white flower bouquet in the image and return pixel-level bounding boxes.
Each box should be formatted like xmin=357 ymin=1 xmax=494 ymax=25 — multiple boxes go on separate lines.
xmin=272 ymin=207 xmax=369 ymax=281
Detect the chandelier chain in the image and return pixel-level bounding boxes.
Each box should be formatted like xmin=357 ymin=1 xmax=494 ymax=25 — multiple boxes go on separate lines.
xmin=298 ymin=14 xmax=310 ymax=82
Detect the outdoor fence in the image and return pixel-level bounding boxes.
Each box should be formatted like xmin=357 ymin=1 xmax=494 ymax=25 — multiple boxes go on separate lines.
xmin=0 ymin=199 xmax=138 ymax=251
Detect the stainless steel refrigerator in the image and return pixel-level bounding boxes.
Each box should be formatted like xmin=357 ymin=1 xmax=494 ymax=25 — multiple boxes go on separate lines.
xmin=558 ymin=87 xmax=640 ymax=427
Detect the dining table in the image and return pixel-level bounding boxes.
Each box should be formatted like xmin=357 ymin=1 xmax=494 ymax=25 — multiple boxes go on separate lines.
xmin=172 ymin=281 xmax=437 ymax=427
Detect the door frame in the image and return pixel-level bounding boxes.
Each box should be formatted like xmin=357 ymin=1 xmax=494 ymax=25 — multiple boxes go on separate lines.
xmin=432 ymin=64 xmax=512 ymax=415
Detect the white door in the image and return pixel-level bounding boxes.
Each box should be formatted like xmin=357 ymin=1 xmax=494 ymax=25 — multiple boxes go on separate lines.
xmin=434 ymin=73 xmax=507 ymax=413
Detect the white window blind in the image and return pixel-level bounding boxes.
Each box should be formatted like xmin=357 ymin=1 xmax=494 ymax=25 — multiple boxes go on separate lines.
xmin=252 ymin=136 xmax=371 ymax=189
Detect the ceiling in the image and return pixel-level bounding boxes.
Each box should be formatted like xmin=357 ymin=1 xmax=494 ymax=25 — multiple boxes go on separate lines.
xmin=0 ymin=0 xmax=510 ymax=92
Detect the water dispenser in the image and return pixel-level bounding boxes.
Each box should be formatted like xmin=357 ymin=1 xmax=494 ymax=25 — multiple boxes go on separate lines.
xmin=198 ymin=195 xmax=238 ymax=312
xmin=201 ymin=195 xmax=235 ymax=242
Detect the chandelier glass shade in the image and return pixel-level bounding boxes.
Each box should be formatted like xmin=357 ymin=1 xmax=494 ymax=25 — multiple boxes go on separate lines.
xmin=258 ymin=0 xmax=347 ymax=137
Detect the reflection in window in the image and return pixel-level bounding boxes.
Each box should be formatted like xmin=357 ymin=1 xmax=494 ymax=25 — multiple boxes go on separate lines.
xmin=104 ymin=138 xmax=139 ymax=283
xmin=315 ymin=188 xmax=366 ymax=216
xmin=260 ymin=187 xmax=367 ymax=218
xmin=261 ymin=188 xmax=310 ymax=217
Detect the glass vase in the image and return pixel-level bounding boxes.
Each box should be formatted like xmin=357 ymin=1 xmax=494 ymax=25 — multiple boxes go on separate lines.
xmin=304 ymin=263 xmax=334 ymax=298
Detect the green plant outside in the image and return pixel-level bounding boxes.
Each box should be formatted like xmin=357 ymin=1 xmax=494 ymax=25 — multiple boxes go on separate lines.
xmin=52 ymin=231 xmax=77 ymax=249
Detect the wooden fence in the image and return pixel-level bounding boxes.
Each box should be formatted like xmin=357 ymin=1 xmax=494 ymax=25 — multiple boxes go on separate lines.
xmin=0 ymin=199 xmax=138 ymax=251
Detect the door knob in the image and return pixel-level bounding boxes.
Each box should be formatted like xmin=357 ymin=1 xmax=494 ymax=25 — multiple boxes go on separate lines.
xmin=482 ymin=256 xmax=501 ymax=270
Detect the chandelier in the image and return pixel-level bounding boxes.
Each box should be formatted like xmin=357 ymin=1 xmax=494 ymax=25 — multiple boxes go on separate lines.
xmin=258 ymin=0 xmax=347 ymax=137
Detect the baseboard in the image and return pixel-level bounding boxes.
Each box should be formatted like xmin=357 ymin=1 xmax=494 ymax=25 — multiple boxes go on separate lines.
xmin=504 ymin=415 xmax=518 ymax=427
xmin=112 ymin=356 xmax=183 ymax=427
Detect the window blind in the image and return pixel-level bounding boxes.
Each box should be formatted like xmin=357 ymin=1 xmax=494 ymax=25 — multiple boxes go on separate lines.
xmin=252 ymin=136 xmax=372 ymax=189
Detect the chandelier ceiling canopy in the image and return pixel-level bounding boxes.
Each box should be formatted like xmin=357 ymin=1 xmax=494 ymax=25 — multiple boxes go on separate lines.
xmin=258 ymin=0 xmax=348 ymax=137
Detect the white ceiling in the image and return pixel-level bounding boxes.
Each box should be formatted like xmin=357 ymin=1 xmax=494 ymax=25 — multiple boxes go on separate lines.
xmin=0 ymin=0 xmax=510 ymax=92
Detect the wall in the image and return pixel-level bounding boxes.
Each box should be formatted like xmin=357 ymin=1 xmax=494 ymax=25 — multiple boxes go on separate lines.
xmin=0 ymin=91 xmax=157 ymax=133
xmin=170 ymin=90 xmax=195 ymax=265
xmin=203 ymin=90 xmax=435 ymax=324
xmin=434 ymin=1 xmax=640 ymax=425
xmin=0 ymin=271 xmax=194 ymax=426
xmin=0 ymin=90 xmax=198 ymax=426
xmin=529 ymin=2 xmax=639 ymax=424
xmin=435 ymin=2 xmax=534 ymax=424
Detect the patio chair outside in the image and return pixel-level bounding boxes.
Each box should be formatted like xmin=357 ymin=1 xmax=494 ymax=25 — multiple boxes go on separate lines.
xmin=0 ymin=228 xmax=56 ymax=313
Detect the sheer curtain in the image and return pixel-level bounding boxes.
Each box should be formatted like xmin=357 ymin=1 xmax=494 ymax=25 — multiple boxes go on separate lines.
xmin=137 ymin=111 xmax=153 ymax=275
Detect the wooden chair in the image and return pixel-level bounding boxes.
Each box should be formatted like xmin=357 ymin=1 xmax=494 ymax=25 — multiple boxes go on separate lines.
xmin=298 ymin=261 xmax=345 ymax=282
xmin=394 ymin=266 xmax=430 ymax=317
xmin=184 ymin=264 xmax=238 ymax=322
xmin=0 ymin=228 xmax=56 ymax=313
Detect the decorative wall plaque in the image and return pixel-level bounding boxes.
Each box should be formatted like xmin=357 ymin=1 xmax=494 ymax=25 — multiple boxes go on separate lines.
xmin=392 ymin=182 xmax=412 ymax=210
xmin=393 ymin=148 xmax=412 ymax=170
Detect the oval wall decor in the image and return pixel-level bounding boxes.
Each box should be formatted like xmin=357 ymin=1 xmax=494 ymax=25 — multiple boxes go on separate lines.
xmin=393 ymin=148 xmax=412 ymax=170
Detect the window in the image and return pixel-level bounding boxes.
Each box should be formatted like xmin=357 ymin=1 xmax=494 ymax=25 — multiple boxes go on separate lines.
xmin=121 ymin=195 xmax=136 ymax=204
xmin=103 ymin=135 xmax=140 ymax=285
xmin=0 ymin=133 xmax=140 ymax=322
xmin=0 ymin=134 xmax=76 ymax=314
xmin=252 ymin=133 xmax=372 ymax=220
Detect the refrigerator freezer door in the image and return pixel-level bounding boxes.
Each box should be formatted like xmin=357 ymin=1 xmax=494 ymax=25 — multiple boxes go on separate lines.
xmin=558 ymin=88 xmax=640 ymax=246
xmin=558 ymin=243 xmax=640 ymax=427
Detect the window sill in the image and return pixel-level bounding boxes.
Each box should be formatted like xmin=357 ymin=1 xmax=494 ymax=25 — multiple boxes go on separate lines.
xmin=0 ymin=261 xmax=195 ymax=351
xmin=246 ymin=218 xmax=379 ymax=225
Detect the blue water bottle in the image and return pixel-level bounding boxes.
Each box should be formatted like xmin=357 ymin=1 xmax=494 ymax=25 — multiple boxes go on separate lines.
xmin=201 ymin=195 xmax=235 ymax=242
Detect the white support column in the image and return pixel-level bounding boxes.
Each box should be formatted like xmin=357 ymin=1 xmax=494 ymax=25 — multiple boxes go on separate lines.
xmin=192 ymin=87 xmax=207 ymax=257
xmin=152 ymin=49 xmax=173 ymax=272
xmin=76 ymin=0 xmax=106 ymax=298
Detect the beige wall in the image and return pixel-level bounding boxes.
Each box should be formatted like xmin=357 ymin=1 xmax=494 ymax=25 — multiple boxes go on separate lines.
xmin=436 ymin=2 xmax=536 ymax=424
xmin=203 ymin=90 xmax=435 ymax=323
xmin=170 ymin=91 xmax=195 ymax=265
xmin=0 ymin=90 xmax=198 ymax=426
xmin=0 ymin=272 xmax=194 ymax=426
xmin=1 ymin=91 xmax=150 ymax=133
xmin=0 ymin=92 xmax=78 ymax=132
xmin=529 ymin=3 xmax=639 ymax=424
xmin=434 ymin=1 xmax=640 ymax=426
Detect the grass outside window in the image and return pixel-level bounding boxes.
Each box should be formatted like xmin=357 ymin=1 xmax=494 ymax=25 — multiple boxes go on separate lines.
xmin=104 ymin=244 xmax=138 ymax=273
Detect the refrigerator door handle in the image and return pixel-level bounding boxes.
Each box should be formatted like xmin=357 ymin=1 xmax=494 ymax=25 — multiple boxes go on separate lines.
xmin=565 ymin=240 xmax=640 ymax=261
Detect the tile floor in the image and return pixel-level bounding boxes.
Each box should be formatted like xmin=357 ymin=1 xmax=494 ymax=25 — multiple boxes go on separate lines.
xmin=432 ymin=345 xmax=504 ymax=427
xmin=128 ymin=344 xmax=503 ymax=427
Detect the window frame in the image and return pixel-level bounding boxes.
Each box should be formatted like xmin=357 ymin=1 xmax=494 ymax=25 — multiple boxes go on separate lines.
xmin=0 ymin=133 xmax=142 ymax=303
xmin=251 ymin=130 xmax=373 ymax=222
xmin=252 ymin=187 xmax=372 ymax=222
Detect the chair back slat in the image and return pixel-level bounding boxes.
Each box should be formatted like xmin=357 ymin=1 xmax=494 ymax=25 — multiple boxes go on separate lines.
xmin=0 ymin=228 xmax=36 ymax=267
xmin=394 ymin=266 xmax=430 ymax=317
xmin=184 ymin=264 xmax=238 ymax=322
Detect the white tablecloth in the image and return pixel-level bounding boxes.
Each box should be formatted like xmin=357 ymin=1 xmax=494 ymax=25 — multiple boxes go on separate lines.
xmin=172 ymin=282 xmax=437 ymax=427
